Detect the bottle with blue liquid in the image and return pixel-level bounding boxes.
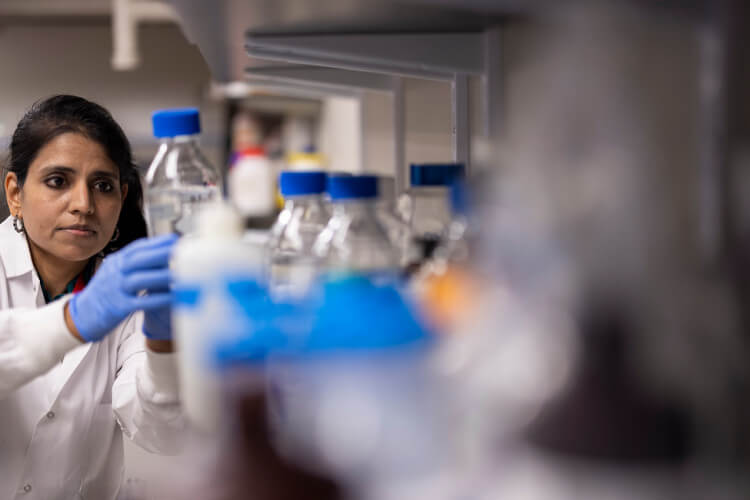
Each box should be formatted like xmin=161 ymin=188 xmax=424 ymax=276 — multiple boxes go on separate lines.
xmin=211 ymin=277 xmax=457 ymax=500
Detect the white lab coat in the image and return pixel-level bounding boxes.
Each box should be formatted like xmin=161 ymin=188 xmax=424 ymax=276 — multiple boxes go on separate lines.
xmin=0 ymin=216 xmax=183 ymax=499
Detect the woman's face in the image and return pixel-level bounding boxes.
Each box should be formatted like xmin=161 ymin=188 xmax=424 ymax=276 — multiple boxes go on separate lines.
xmin=5 ymin=132 xmax=128 ymax=263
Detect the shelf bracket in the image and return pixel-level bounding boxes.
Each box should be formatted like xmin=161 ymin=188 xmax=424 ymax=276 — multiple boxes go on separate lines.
xmin=245 ymin=32 xmax=484 ymax=81
xmin=452 ymin=73 xmax=470 ymax=168
xmin=482 ymin=26 xmax=502 ymax=139
xmin=242 ymin=28 xmax=503 ymax=179
xmin=392 ymin=77 xmax=406 ymax=195
xmin=245 ymin=65 xmax=397 ymax=93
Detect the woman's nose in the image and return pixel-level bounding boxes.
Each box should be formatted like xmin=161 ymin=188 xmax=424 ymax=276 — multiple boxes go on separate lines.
xmin=69 ymin=181 xmax=94 ymax=214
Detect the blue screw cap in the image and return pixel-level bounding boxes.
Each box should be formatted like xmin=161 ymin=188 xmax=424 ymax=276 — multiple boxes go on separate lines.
xmin=410 ymin=163 xmax=465 ymax=187
xmin=279 ymin=171 xmax=327 ymax=196
xmin=327 ymin=175 xmax=378 ymax=200
xmin=152 ymin=108 xmax=201 ymax=138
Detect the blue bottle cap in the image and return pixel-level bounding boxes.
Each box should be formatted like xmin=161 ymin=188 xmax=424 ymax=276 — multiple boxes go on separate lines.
xmin=152 ymin=108 xmax=201 ymax=138
xmin=279 ymin=171 xmax=327 ymax=196
xmin=410 ymin=163 xmax=465 ymax=187
xmin=327 ymin=175 xmax=378 ymax=200
xmin=326 ymin=175 xmax=378 ymax=201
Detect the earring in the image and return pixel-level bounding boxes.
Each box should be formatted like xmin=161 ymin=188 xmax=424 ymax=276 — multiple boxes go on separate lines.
xmin=12 ymin=215 xmax=24 ymax=234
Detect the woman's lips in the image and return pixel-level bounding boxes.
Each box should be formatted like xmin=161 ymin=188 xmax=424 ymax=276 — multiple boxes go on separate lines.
xmin=59 ymin=226 xmax=96 ymax=237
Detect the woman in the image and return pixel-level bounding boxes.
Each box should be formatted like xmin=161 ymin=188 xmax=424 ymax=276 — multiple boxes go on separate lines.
xmin=1 ymin=95 xmax=182 ymax=499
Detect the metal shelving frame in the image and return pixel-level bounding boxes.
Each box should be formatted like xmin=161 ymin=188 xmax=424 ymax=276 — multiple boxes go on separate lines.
xmin=167 ymin=0 xmax=505 ymax=194
xmin=243 ymin=29 xmax=502 ymax=192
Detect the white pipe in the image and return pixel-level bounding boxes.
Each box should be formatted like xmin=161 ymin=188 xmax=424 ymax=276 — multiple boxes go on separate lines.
xmin=130 ymin=2 xmax=177 ymax=20
xmin=112 ymin=0 xmax=136 ymax=70
xmin=111 ymin=0 xmax=179 ymax=71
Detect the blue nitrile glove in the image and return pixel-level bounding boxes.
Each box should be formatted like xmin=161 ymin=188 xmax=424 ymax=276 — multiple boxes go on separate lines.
xmin=68 ymin=234 xmax=178 ymax=342
xmin=143 ymin=300 xmax=173 ymax=340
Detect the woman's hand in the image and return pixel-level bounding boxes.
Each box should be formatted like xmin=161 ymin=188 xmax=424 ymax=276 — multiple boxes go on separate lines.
xmin=66 ymin=234 xmax=178 ymax=342
xmin=143 ymin=302 xmax=174 ymax=352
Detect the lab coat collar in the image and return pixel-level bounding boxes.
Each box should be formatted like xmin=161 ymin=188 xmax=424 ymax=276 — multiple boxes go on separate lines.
xmin=0 ymin=216 xmax=36 ymax=278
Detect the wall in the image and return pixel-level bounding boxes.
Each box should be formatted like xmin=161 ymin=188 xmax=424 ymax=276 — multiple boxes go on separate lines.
xmin=317 ymin=95 xmax=363 ymax=174
xmin=361 ymin=76 xmax=484 ymax=184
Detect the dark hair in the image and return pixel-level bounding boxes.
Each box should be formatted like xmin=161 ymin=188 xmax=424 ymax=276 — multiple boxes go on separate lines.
xmin=5 ymin=94 xmax=146 ymax=255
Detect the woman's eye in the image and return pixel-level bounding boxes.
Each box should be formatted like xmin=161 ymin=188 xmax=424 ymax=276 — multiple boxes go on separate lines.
xmin=45 ymin=176 xmax=65 ymax=189
xmin=94 ymin=181 xmax=114 ymax=193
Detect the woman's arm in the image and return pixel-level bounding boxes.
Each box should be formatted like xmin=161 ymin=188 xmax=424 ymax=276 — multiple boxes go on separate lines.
xmin=64 ymin=299 xmax=172 ymax=351
xmin=0 ymin=235 xmax=177 ymax=400
xmin=111 ymin=312 xmax=185 ymax=455
xmin=0 ymin=298 xmax=82 ymax=399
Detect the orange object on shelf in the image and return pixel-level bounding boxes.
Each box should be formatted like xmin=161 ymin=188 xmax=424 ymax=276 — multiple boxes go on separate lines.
xmin=418 ymin=265 xmax=479 ymax=334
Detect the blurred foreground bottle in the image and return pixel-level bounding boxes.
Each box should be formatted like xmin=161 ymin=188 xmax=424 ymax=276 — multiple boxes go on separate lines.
xmin=211 ymin=277 xmax=459 ymax=500
xmin=278 ymin=279 xmax=458 ymax=500
xmin=171 ymin=202 xmax=265 ymax=432
xmin=161 ymin=291 xmax=341 ymax=500
xmin=145 ymin=108 xmax=222 ymax=236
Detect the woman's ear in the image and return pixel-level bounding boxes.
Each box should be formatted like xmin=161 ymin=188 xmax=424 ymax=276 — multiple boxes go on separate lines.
xmin=4 ymin=172 xmax=22 ymax=217
xmin=121 ymin=181 xmax=128 ymax=203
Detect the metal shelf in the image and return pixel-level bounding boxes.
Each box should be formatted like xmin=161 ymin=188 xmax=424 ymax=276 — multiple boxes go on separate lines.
xmin=166 ymin=0 xmax=507 ymax=188
xmin=167 ymin=0 xmax=508 ymax=82
xmin=245 ymin=64 xmax=398 ymax=94
xmin=245 ymin=32 xmax=485 ymax=81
